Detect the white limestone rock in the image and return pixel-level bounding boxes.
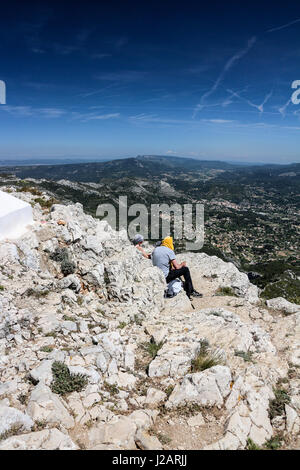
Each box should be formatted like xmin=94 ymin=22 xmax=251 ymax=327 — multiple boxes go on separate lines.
xmin=165 ymin=366 xmax=232 ymax=409
xmin=177 ymin=252 xmax=259 ymax=303
xmin=285 ymin=404 xmax=300 ymax=435
xmin=145 ymin=388 xmax=167 ymax=407
xmin=187 ymin=413 xmax=205 ymax=427
xmin=0 ymin=405 xmax=33 ymax=436
xmin=266 ymin=297 xmax=300 ymax=315
xmin=135 ymin=430 xmax=163 ymax=450
xmin=26 ymin=383 xmax=74 ymax=429
xmin=29 ymin=360 xmax=53 ymax=386
xmin=0 ymin=428 xmax=78 ymax=450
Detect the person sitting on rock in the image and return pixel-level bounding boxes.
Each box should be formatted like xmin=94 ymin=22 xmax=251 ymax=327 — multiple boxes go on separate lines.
xmin=151 ymin=236 xmax=202 ymax=299
xmin=132 ymin=234 xmax=151 ymax=259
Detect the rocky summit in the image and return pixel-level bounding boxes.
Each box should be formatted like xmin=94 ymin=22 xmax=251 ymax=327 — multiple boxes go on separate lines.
xmin=0 ymin=186 xmax=299 ymax=451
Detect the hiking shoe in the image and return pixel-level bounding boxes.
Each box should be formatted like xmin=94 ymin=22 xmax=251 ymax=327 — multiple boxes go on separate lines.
xmin=191 ymin=290 xmax=203 ymax=298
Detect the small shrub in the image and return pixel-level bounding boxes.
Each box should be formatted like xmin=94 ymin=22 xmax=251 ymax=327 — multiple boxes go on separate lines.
xmin=277 ymin=377 xmax=288 ymax=385
xmin=50 ymin=361 xmax=88 ymax=396
xmin=40 ymin=346 xmax=53 ymax=353
xmin=45 ymin=331 xmax=57 ymax=338
xmin=61 ymin=259 xmax=76 ymax=276
xmin=118 ymin=322 xmax=127 ymax=329
xmin=18 ymin=393 xmax=29 ymax=406
xmin=149 ymin=429 xmax=171 ymax=445
xmin=215 ymin=287 xmax=237 ymax=297
xmin=50 ymin=247 xmax=69 ymax=262
xmin=143 ymin=341 xmax=164 ymax=358
xmin=264 ymin=435 xmax=283 ymax=450
xmin=103 ymin=381 xmax=119 ymax=396
xmin=32 ymin=420 xmax=47 ymax=431
xmin=25 ymin=288 xmax=49 ymax=298
xmin=234 ymin=350 xmax=254 ymax=363
xmin=34 ymin=197 xmax=58 ymax=209
xmin=158 ymin=433 xmax=172 ymax=445
xmin=0 ymin=285 xmax=5 ymax=291
xmin=165 ymin=385 xmax=174 ymax=398
xmin=0 ymin=424 xmax=23 ymax=442
xmin=268 ymin=388 xmax=290 ymax=420
xmin=62 ymin=314 xmax=76 ymax=322
xmin=191 ymin=339 xmax=224 ymax=372
xmin=50 ymin=247 xmax=76 ymax=276
xmin=246 ymin=438 xmax=262 ymax=450
xmin=133 ymin=314 xmax=143 ymax=326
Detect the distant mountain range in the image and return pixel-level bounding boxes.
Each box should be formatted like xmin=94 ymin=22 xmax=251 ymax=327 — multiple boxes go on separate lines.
xmin=0 ymin=154 xmax=299 ymax=303
xmin=1 ymin=154 xmax=299 ymax=183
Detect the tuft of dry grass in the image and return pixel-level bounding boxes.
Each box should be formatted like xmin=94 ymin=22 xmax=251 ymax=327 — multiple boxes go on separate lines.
xmin=191 ymin=340 xmax=224 ymax=372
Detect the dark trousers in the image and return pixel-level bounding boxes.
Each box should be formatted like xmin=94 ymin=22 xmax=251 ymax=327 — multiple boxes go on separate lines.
xmin=166 ymin=266 xmax=194 ymax=297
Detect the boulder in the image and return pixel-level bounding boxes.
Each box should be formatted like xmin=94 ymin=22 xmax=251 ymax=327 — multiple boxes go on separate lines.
xmin=0 ymin=428 xmax=78 ymax=450
xmin=165 ymin=366 xmax=232 ymax=409
xmin=26 ymin=383 xmax=74 ymax=429
xmin=0 ymin=405 xmax=33 ymax=436
xmin=266 ymin=297 xmax=300 ymax=315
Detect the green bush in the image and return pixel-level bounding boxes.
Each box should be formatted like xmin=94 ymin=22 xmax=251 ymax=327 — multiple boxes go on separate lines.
xmin=268 ymin=388 xmax=290 ymax=420
xmin=143 ymin=341 xmax=164 ymax=358
xmin=60 ymin=259 xmax=76 ymax=276
xmin=34 ymin=197 xmax=57 ymax=208
xmin=261 ymin=277 xmax=300 ymax=305
xmin=50 ymin=361 xmax=88 ymax=396
xmin=246 ymin=438 xmax=262 ymax=450
xmin=50 ymin=248 xmax=76 ymax=276
xmin=40 ymin=346 xmax=53 ymax=353
xmin=234 ymin=350 xmax=254 ymax=363
xmin=50 ymin=247 xmax=69 ymax=262
xmin=264 ymin=435 xmax=283 ymax=450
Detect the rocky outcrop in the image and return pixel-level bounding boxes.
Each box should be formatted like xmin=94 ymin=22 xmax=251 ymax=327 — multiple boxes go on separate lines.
xmin=0 ymin=186 xmax=299 ymax=450
xmin=177 ymin=252 xmax=260 ymax=304
xmin=165 ymin=366 xmax=232 ymax=408
xmin=266 ymin=297 xmax=300 ymax=315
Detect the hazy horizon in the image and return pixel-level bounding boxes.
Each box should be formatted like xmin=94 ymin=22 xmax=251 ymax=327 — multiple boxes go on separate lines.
xmin=0 ymin=154 xmax=298 ymax=168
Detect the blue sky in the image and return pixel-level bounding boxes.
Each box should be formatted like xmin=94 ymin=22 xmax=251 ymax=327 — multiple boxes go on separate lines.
xmin=0 ymin=1 xmax=300 ymax=163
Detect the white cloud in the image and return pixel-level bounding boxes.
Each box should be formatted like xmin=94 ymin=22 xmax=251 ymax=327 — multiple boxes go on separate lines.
xmin=0 ymin=105 xmax=66 ymax=118
xmin=71 ymin=112 xmax=120 ymax=122
xmin=201 ymin=119 xmax=235 ymax=123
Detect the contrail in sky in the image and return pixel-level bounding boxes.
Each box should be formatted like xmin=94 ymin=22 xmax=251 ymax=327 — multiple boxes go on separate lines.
xmin=226 ymin=88 xmax=273 ymax=113
xmin=193 ymin=36 xmax=256 ymax=117
xmin=193 ymin=16 xmax=300 ymax=118
xmin=278 ymin=98 xmax=291 ymax=117
xmin=267 ymin=18 xmax=300 ymax=33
